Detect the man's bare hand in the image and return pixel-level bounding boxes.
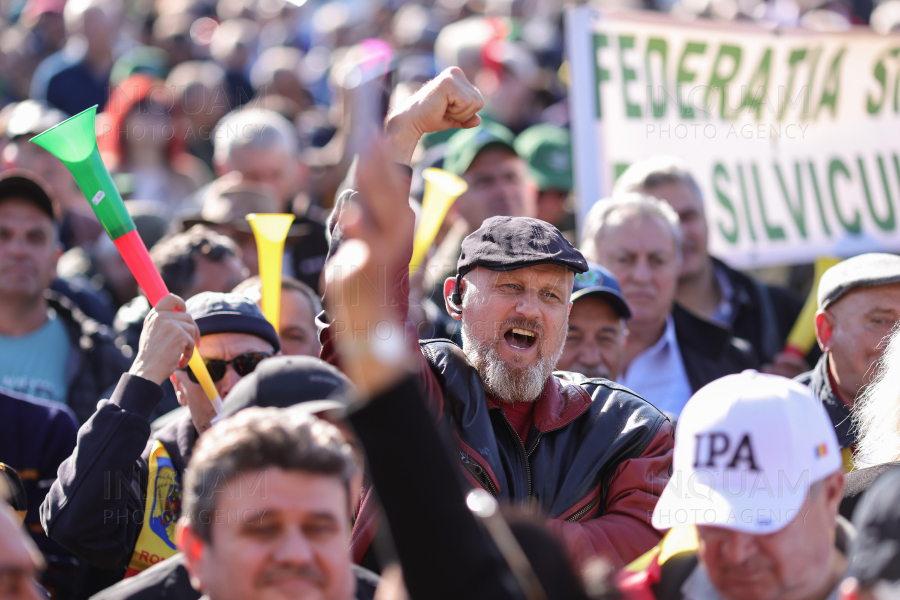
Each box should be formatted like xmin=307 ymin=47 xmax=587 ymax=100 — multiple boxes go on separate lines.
xmin=384 ymin=67 xmax=484 ymax=165
xmin=129 ymin=294 xmax=199 ymax=386
xmin=324 ymin=139 xmax=415 ymax=396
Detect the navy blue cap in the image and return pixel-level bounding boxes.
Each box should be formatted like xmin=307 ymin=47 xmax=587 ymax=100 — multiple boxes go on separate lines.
xmin=572 ymin=263 xmax=632 ymax=319
xmin=186 ymin=292 xmax=280 ymax=353
xmin=458 ymin=216 xmax=588 ymax=277
xmin=220 ymin=356 xmax=351 ymax=420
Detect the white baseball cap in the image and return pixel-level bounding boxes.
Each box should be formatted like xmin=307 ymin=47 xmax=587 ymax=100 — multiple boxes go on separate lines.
xmin=652 ymin=370 xmax=841 ymax=534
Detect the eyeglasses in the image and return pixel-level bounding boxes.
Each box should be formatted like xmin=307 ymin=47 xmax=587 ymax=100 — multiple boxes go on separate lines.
xmin=181 ymin=352 xmax=272 ymax=384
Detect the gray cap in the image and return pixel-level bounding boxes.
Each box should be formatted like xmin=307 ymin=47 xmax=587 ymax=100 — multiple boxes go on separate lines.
xmin=818 ymin=253 xmax=900 ymax=309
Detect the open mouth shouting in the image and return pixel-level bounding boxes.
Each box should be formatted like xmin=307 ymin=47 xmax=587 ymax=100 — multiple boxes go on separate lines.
xmin=503 ymin=326 xmax=538 ymax=351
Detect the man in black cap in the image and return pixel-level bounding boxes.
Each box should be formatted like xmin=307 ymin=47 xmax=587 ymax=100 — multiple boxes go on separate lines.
xmin=0 ymin=172 xmax=130 ymax=423
xmin=422 ymin=119 xmax=537 ymax=306
xmin=321 ymin=67 xmax=673 ymax=571
xmin=557 ymin=263 xmax=630 ymax=381
xmin=41 ymin=292 xmax=279 ymax=587
xmin=839 ymin=466 xmax=900 ymax=600
xmin=88 ymin=355 xmax=379 ymax=600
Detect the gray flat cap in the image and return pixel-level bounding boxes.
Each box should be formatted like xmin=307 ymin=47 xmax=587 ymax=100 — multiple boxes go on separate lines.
xmin=818 ymin=253 xmax=900 ymax=309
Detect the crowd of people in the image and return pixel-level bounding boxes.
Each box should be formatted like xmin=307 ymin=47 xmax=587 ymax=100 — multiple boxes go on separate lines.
xmin=2 ymin=0 xmax=900 ymax=599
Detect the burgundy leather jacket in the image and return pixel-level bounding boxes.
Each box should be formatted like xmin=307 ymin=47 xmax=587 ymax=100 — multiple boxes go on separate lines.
xmin=321 ymin=322 xmax=674 ymax=570
xmin=321 ymin=183 xmax=673 ymax=570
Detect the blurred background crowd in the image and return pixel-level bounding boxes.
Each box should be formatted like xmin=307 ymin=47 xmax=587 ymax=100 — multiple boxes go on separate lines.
xmin=0 ymin=0 xmax=894 ymax=367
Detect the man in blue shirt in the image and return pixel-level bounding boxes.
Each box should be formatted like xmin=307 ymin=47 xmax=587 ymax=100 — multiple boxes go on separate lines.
xmin=0 ymin=174 xmax=68 ymax=402
xmin=0 ymin=173 xmax=129 ymax=422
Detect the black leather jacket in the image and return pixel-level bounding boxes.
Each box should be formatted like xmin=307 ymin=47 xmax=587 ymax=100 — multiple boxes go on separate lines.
xmin=423 ymin=339 xmax=670 ymax=510
xmin=333 ymin=335 xmax=675 ymax=571
xmin=413 ymin=340 xmax=675 ymax=569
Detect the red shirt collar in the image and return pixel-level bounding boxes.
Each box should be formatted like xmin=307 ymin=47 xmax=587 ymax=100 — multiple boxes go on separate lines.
xmin=486 ymin=376 xmax=594 ymax=433
xmin=827 ymin=366 xmax=853 ymax=408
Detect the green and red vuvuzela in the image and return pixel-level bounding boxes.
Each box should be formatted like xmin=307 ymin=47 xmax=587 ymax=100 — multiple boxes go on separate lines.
xmin=31 ymin=106 xmax=223 ymax=409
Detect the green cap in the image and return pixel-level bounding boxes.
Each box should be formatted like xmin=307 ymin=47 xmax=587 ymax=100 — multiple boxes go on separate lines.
xmin=514 ymin=124 xmax=573 ymax=192
xmin=443 ymin=120 xmax=516 ymax=177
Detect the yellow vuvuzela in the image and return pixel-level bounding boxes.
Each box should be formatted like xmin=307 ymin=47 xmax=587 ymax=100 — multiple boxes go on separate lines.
xmin=246 ymin=213 xmax=295 ymax=329
xmin=410 ymin=168 xmax=468 ymax=273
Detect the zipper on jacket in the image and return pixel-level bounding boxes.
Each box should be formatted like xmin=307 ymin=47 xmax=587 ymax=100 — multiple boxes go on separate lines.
xmin=499 ymin=411 xmax=537 ymax=504
xmin=459 ymin=450 xmax=500 ymax=497
xmin=565 ymin=494 xmax=602 ymax=522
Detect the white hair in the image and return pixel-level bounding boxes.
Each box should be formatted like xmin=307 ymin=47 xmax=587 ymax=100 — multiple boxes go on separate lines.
xmin=853 ymin=322 xmax=900 ymax=467
xmin=212 ymin=108 xmax=299 ymax=166
xmin=612 ymin=155 xmax=703 ymax=204
xmin=579 ymin=192 xmax=682 ymax=263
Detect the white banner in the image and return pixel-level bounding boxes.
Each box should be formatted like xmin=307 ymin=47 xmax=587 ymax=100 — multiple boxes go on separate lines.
xmin=566 ymin=8 xmax=900 ymax=268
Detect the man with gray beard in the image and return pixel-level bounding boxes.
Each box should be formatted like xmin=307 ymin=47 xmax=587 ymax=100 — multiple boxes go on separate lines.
xmin=319 ymin=67 xmax=674 ymax=572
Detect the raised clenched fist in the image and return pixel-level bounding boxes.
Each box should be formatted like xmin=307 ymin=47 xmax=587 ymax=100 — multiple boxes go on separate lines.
xmin=384 ymin=67 xmax=485 ymax=165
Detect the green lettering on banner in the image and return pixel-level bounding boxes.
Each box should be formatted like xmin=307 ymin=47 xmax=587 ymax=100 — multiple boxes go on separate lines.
xmin=619 ymin=35 xmax=642 ymax=118
xmin=752 ymin=164 xmax=786 ymax=241
xmin=741 ymin=48 xmax=772 ymax=121
xmin=646 ymin=37 xmax=669 ymax=118
xmin=705 ymin=44 xmax=743 ymax=120
xmin=737 ymin=164 xmax=758 ymax=242
xmin=894 ymin=154 xmax=900 ymax=199
xmin=774 ymin=162 xmax=807 ymax=239
xmin=677 ymin=42 xmax=707 ymax=119
xmin=714 ymin=163 xmax=739 ymax=244
xmin=816 ymin=47 xmax=846 ymax=120
xmin=804 ymin=47 xmax=823 ymax=122
xmin=894 ymin=57 xmax=900 ymax=113
xmin=861 ymin=156 xmax=896 ymax=231
xmin=828 ymin=158 xmax=861 ymax=234
xmin=807 ymin=162 xmax=832 ymax=237
xmin=779 ymin=48 xmax=808 ymax=122
xmin=614 ymin=163 xmax=632 ymax=182
xmin=593 ymin=33 xmax=610 ymax=119
xmin=866 ymin=48 xmax=900 ymax=115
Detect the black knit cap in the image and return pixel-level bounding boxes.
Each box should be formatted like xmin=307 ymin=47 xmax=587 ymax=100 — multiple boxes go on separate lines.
xmin=458 ymin=216 xmax=588 ymax=277
xmin=219 ymin=355 xmax=351 ymax=419
xmin=186 ymin=292 xmax=280 ymax=353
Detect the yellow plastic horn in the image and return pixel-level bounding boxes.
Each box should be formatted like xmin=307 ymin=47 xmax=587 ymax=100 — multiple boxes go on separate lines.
xmin=783 ymin=256 xmax=843 ymax=358
xmin=246 ymin=214 xmax=294 ymax=329
xmin=410 ymin=168 xmax=468 ymax=273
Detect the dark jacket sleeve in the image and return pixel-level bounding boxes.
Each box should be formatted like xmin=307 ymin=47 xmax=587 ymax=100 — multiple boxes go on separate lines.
xmin=41 ymin=373 xmax=164 ymax=569
xmin=545 ymin=420 xmax=675 ymax=570
xmin=348 ymin=375 xmax=524 ymax=600
xmin=31 ymin=407 xmax=78 ymax=550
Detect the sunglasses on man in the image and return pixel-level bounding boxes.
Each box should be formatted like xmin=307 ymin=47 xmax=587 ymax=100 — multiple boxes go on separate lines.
xmin=180 ymin=352 xmax=272 ymax=384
